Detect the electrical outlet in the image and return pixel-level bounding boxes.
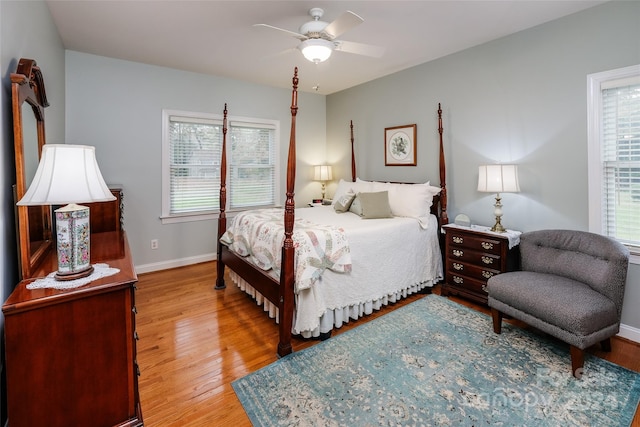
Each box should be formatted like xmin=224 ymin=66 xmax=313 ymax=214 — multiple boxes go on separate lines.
xmin=151 ymin=239 xmax=159 ymax=250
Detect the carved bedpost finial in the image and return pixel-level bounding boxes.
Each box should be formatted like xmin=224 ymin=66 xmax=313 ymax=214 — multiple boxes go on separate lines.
xmin=290 ymin=67 xmax=298 ymax=118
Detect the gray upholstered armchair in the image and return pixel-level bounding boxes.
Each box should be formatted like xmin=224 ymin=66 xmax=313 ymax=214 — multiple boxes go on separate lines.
xmin=487 ymin=229 xmax=630 ymax=378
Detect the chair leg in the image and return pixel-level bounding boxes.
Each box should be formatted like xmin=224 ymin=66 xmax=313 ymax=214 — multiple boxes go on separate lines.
xmin=600 ymin=337 xmax=612 ymax=352
xmin=491 ymin=308 xmax=503 ymax=334
xmin=570 ymin=345 xmax=584 ymax=379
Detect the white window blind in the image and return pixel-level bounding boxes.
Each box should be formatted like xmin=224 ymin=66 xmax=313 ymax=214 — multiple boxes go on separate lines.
xmin=601 ymin=78 xmax=640 ymax=249
xmin=229 ymin=121 xmax=276 ymax=208
xmin=168 ymin=115 xmax=222 ymax=215
xmin=162 ymin=110 xmax=279 ymax=221
xmin=588 ymin=65 xmax=640 ymax=262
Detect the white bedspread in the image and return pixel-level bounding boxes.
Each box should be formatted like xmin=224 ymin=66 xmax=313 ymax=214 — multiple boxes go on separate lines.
xmin=225 ymin=206 xmax=443 ymax=336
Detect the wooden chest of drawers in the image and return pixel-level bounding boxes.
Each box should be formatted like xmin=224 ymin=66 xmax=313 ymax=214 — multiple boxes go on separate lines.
xmin=441 ymin=224 xmax=520 ymax=304
xmin=2 ymin=231 xmax=142 ymax=427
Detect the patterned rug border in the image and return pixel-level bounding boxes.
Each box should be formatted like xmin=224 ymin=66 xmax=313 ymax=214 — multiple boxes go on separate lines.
xmin=234 ymin=295 xmax=640 ymax=426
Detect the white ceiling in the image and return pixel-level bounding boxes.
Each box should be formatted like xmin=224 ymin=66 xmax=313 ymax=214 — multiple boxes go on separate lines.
xmin=45 ymin=0 xmax=607 ymax=95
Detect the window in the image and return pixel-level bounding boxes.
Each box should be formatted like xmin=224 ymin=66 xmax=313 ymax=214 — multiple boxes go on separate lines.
xmin=161 ymin=110 xmax=279 ymax=223
xmin=587 ymin=64 xmax=640 ymax=263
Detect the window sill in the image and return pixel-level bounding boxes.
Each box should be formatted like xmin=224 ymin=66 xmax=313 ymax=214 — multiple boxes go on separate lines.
xmin=160 ymin=205 xmax=281 ymax=225
xmin=160 ymin=212 xmax=219 ymax=224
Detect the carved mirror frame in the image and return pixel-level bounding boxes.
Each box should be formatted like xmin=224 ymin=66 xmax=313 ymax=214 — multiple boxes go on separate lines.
xmin=12 ymin=58 xmax=52 ymax=280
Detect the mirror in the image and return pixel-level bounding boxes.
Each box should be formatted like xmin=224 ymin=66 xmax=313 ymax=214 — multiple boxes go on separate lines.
xmin=11 ymin=58 xmax=52 ymax=280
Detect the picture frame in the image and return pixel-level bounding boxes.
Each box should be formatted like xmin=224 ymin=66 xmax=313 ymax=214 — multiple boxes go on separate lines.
xmin=384 ymin=124 xmax=417 ymax=166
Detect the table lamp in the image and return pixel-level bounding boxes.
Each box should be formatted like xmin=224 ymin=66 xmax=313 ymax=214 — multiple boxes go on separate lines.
xmin=17 ymin=144 xmax=116 ymax=280
xmin=313 ymin=165 xmax=333 ymax=200
xmin=477 ymin=164 xmax=520 ymax=232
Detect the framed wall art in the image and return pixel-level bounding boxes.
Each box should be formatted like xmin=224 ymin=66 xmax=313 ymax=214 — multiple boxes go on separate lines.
xmin=384 ymin=124 xmax=417 ymax=166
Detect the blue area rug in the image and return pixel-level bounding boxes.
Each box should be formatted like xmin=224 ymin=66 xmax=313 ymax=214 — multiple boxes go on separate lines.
xmin=233 ymin=295 xmax=640 ymax=426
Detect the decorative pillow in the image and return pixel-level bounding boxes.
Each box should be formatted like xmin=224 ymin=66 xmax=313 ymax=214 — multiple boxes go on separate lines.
xmin=333 ymin=192 xmax=356 ymax=213
xmin=348 ymin=194 xmax=363 ymax=216
xmin=356 ymin=191 xmax=393 ymax=219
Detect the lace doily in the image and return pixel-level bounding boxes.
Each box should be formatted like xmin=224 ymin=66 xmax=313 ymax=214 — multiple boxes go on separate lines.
xmin=27 ymin=263 xmax=120 ymax=290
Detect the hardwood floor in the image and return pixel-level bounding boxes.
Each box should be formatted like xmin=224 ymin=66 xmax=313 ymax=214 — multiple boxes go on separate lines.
xmin=135 ymin=261 xmax=640 ymax=426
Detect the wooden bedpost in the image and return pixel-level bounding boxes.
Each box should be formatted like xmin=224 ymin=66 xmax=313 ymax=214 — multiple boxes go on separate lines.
xmin=350 ymin=120 xmax=356 ymax=182
xmin=437 ymin=103 xmax=448 ymax=225
xmin=215 ymin=104 xmax=228 ymax=290
xmin=278 ymin=68 xmax=298 ymax=357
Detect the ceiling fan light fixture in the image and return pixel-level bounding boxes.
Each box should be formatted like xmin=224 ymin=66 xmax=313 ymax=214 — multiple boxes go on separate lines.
xmin=299 ymin=39 xmax=334 ymax=64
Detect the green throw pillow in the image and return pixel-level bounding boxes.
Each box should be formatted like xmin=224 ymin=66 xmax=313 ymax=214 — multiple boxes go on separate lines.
xmin=354 ymin=191 xmax=392 ymax=219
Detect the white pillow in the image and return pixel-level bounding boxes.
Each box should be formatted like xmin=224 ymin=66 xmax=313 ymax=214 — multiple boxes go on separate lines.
xmin=387 ymin=182 xmax=440 ymax=218
xmin=332 ymin=179 xmax=352 ymax=205
xmin=371 ymin=181 xmax=391 ymax=192
xmin=333 ymin=178 xmax=374 ymax=205
xmin=423 ymin=181 xmax=443 ymax=196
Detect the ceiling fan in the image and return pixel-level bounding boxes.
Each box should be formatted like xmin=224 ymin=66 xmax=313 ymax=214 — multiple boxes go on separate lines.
xmin=255 ymin=7 xmax=385 ymax=64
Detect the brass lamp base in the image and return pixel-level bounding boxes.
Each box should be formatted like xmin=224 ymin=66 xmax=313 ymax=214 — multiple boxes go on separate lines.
xmin=490 ymin=193 xmax=507 ymax=233
xmin=490 ymin=220 xmax=506 ymax=233
xmin=55 ymin=265 xmax=94 ymax=281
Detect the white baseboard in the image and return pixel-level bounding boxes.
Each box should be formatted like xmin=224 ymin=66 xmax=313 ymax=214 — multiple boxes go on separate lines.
xmin=135 ymin=253 xmax=216 ymax=274
xmin=618 ymin=323 xmax=640 ymax=344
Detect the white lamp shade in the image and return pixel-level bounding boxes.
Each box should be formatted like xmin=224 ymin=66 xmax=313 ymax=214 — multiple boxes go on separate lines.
xmin=17 ymin=144 xmax=116 ymax=206
xmin=477 ymin=164 xmax=520 ymax=193
xmin=299 ymin=39 xmax=334 ymax=63
xmin=313 ymin=165 xmax=333 ymax=181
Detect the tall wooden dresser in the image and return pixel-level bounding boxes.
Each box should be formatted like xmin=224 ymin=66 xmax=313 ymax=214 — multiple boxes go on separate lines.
xmin=2 ymin=191 xmax=142 ymax=426
xmin=441 ymin=224 xmax=520 ymax=304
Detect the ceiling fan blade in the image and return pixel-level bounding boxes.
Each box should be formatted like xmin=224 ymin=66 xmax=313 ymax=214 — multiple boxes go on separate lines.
xmin=322 ymin=11 xmax=363 ymax=40
xmin=335 ymin=40 xmax=385 ymax=58
xmin=253 ymin=24 xmax=307 ymax=41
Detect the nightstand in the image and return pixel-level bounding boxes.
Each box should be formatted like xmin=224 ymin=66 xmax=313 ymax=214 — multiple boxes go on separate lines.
xmin=441 ymin=224 xmax=520 ymax=304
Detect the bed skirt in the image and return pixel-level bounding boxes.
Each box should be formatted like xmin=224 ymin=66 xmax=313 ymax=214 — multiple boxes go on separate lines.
xmin=229 ymin=271 xmax=436 ymax=338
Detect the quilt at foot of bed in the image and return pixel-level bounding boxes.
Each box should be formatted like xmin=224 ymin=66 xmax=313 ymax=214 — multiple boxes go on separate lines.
xmin=228 ymin=271 xmax=437 ymax=339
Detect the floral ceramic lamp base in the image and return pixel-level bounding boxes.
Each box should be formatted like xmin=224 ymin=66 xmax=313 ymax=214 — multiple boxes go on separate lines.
xmin=54 ymin=203 xmax=93 ymax=281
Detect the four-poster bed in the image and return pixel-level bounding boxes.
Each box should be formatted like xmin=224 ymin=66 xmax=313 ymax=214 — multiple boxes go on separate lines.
xmin=216 ymin=68 xmax=449 ymax=357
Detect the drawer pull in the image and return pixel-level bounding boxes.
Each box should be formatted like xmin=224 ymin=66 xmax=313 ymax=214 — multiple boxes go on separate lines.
xmin=132 ymin=306 xmax=137 ymax=314
xmin=453 ymin=276 xmax=464 ymax=284
xmin=481 ymin=256 xmax=494 ymax=265
xmin=453 ymin=236 xmax=464 ymax=244
xmin=453 ymin=249 xmax=463 ymax=257
xmin=453 ymin=262 xmax=463 ymax=271
xmin=482 ymin=271 xmax=494 ymax=279
xmin=481 ymin=242 xmax=494 ymax=250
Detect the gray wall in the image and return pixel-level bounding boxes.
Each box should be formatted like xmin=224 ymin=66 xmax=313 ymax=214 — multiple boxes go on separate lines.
xmin=326 ymin=1 xmax=640 ymax=336
xmin=65 ymin=51 xmax=326 ymax=271
xmin=1 ymin=0 xmax=65 ymax=421
xmin=0 ymin=0 xmax=65 ymax=345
